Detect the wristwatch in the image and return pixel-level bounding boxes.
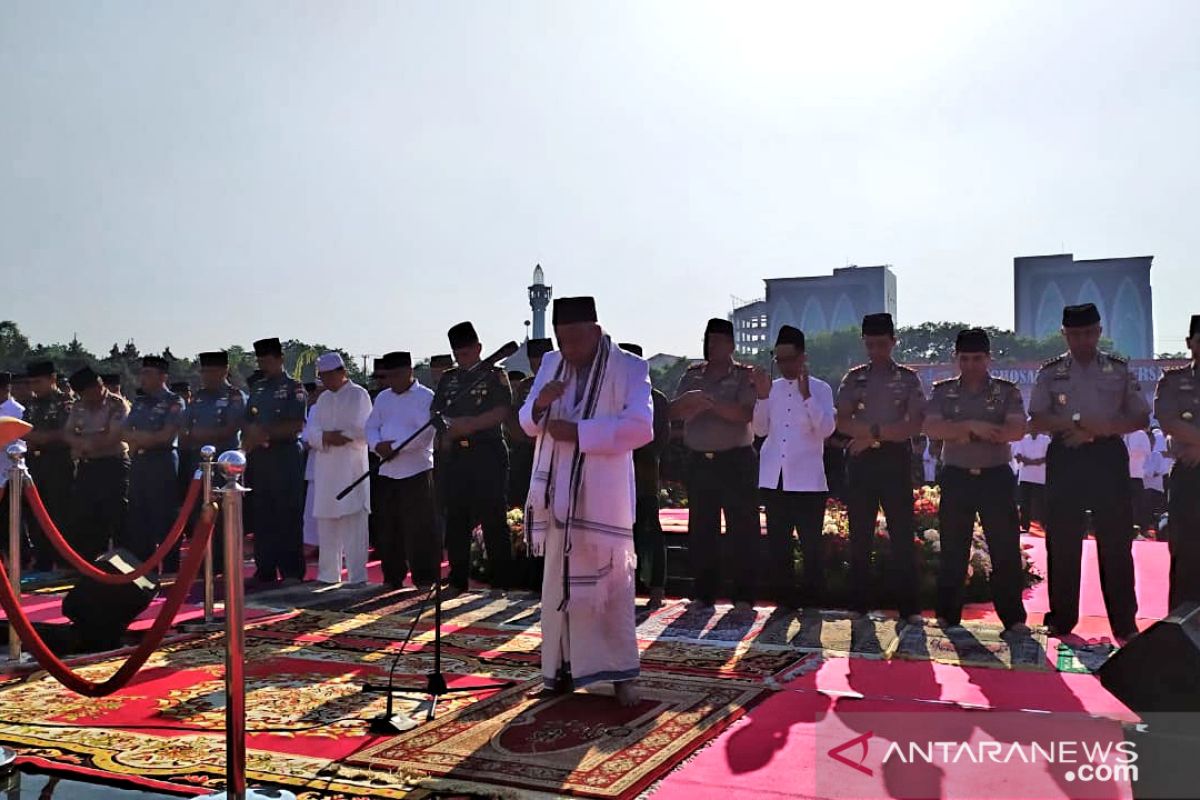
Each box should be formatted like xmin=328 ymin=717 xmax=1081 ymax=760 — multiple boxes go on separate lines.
xmin=1071 ymin=412 xmax=1082 ymax=429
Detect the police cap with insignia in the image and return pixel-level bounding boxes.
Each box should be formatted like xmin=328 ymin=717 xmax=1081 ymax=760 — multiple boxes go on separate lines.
xmin=380 ymin=351 xmax=412 ymax=370
xmin=861 ymin=313 xmax=895 ymax=337
xmin=26 ymin=361 xmax=55 ymax=378
xmin=68 ymin=366 xmax=101 ymax=393
xmin=142 ymin=355 xmax=170 ymax=372
xmin=447 ymin=322 xmax=479 ymax=349
xmin=1062 ymin=303 xmax=1101 ymax=328
xmin=430 ymin=354 xmax=454 ymax=370
xmin=199 ymin=351 xmax=228 ymax=368
xmin=553 ymin=297 xmax=598 ymax=326
xmin=527 ymin=338 xmax=553 ymax=359
xmin=955 ymin=328 xmax=991 ymax=353
xmin=1189 ymin=314 xmax=1200 ymax=340
xmin=618 ymin=342 xmax=643 ymax=357
xmin=253 ymin=337 xmax=284 ymax=357
xmin=775 ymin=325 xmax=805 ymax=351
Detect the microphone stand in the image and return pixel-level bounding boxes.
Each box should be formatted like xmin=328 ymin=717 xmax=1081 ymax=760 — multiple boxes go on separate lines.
xmin=350 ymin=342 xmax=520 ymax=727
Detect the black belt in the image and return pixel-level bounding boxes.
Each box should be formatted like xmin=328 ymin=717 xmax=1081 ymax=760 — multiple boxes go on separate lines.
xmin=943 ymin=464 xmax=1010 ymax=477
xmin=78 ymin=455 xmax=127 ymax=465
xmin=691 ymin=445 xmax=753 ymax=460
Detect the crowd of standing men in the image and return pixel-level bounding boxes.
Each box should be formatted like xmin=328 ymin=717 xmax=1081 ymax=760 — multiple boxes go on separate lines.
xmin=0 ymin=304 xmax=1197 ymax=644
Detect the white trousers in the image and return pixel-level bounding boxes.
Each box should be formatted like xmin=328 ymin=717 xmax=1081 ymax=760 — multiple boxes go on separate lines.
xmin=316 ymin=510 xmax=369 ymax=584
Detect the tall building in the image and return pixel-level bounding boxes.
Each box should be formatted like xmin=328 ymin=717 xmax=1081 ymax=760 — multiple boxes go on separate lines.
xmin=528 ymin=264 xmax=552 ymax=340
xmin=730 ymin=265 xmax=898 ymax=357
xmin=1013 ymin=253 xmax=1154 ymax=358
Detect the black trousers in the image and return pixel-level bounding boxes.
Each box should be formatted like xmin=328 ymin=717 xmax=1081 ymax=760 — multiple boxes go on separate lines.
xmin=508 ymin=441 xmax=534 ymax=512
xmin=936 ymin=466 xmax=1027 ymax=628
xmin=122 ymin=450 xmax=180 ymax=570
xmin=71 ymin=457 xmax=130 ymax=563
xmin=762 ymin=488 xmax=827 ymax=607
xmin=1168 ymin=464 xmax=1200 ymax=611
xmin=179 ymin=448 xmax=225 ymax=572
xmin=1017 ymin=481 xmax=1046 ymax=532
xmin=443 ymin=438 xmax=512 ymax=590
xmin=25 ymin=450 xmax=75 ymax=570
xmin=375 ymin=470 xmax=441 ymax=586
xmin=634 ymin=492 xmax=666 ymax=590
xmin=845 ymin=443 xmax=919 ymax=617
xmin=684 ymin=446 xmax=759 ymax=605
xmin=1044 ymin=437 xmax=1137 ymax=637
xmin=247 ymin=443 xmax=307 ymax=581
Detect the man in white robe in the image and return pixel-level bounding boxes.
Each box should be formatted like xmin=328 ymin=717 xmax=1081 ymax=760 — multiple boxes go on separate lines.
xmin=304 ymin=353 xmax=373 ymax=585
xmin=519 ymin=296 xmax=653 ymax=707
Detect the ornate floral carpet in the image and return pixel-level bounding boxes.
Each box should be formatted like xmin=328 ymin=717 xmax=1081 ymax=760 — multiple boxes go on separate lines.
xmin=0 ymin=589 xmax=775 ymax=799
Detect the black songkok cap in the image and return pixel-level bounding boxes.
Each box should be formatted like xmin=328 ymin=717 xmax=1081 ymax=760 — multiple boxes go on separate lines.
xmin=955 ymin=328 xmax=991 ymax=353
xmin=553 ymin=297 xmax=598 ymax=326
xmin=430 ymin=354 xmax=454 ymax=370
xmin=1189 ymin=315 xmax=1200 ymax=339
xmin=775 ymin=325 xmax=805 ymax=350
xmin=142 ymin=355 xmax=169 ymax=372
xmin=527 ymin=338 xmax=553 ymax=359
xmin=170 ymin=381 xmax=191 ymax=393
xmin=26 ymin=361 xmax=55 ymax=378
xmin=861 ymin=313 xmax=895 ymax=337
xmin=507 ymin=370 xmax=527 ymax=382
xmin=1062 ymin=303 xmax=1101 ymax=328
xmin=705 ymin=318 xmax=735 ymax=338
xmin=69 ymin=366 xmax=101 ymax=393
xmin=253 ymin=337 xmax=283 ymax=357
xmin=199 ymin=351 xmax=228 ymax=367
xmin=618 ymin=342 xmax=643 ymax=357
xmin=380 ymin=351 xmax=412 ymax=370
xmin=0 ymin=372 xmax=10 ymax=389
xmin=447 ymin=322 xmax=479 ymax=349
xmin=101 ymin=373 xmax=121 ymax=387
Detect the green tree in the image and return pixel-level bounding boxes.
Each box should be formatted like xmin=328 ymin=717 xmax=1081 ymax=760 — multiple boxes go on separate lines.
xmin=0 ymin=321 xmax=31 ymax=371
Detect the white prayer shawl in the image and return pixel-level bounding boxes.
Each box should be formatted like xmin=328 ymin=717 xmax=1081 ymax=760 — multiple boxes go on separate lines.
xmin=519 ymin=334 xmax=654 ymax=612
xmin=304 ymin=381 xmax=372 ymax=519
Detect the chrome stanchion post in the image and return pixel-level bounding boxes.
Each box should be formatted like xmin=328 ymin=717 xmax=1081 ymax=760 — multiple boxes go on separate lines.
xmin=6 ymin=443 xmax=27 ymax=664
xmin=202 ymin=450 xmax=293 ymax=800
xmin=200 ymin=445 xmax=217 ymax=624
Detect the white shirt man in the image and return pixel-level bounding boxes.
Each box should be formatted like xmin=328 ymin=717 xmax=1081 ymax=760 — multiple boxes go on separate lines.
xmin=751 ymin=325 xmax=836 ymax=608
xmin=304 ymin=353 xmax=373 ymax=584
xmin=1125 ymin=430 xmax=1153 ymax=482
xmin=365 ymin=351 xmax=440 ymax=589
xmin=520 ymin=297 xmax=653 ymax=707
xmin=1014 ymin=432 xmax=1050 ymax=532
xmin=0 ymin=375 xmax=25 ymax=490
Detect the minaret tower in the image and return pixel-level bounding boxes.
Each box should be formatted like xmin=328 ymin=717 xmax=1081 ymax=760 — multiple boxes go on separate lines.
xmin=528 ymin=264 xmax=552 ymax=339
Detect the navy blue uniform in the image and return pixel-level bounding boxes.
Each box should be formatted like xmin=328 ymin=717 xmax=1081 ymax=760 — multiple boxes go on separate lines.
xmin=246 ymin=373 xmax=308 ymax=581
xmin=180 ymin=383 xmax=246 ymax=571
xmin=122 ymin=388 xmax=185 ymax=569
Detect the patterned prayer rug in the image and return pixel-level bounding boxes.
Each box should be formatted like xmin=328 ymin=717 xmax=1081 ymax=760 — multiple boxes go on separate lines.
xmin=892 ymin=619 xmax=1050 ymax=671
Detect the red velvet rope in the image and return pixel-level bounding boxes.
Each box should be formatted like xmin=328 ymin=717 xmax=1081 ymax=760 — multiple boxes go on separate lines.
xmin=23 ymin=477 xmax=202 ymax=584
xmin=0 ymin=504 xmax=216 ymax=697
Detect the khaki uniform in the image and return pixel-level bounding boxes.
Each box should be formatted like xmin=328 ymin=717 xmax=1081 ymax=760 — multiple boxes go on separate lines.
xmin=66 ymin=392 xmax=131 ymax=561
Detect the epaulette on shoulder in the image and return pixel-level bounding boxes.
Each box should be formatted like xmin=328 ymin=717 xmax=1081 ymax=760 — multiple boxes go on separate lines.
xmin=1163 ymin=364 xmax=1190 ymax=375
xmin=847 ymin=363 xmax=869 ymax=374
xmin=1041 ymin=354 xmax=1067 ymax=368
xmin=992 ymin=375 xmax=1017 ymax=386
xmin=1104 ymin=352 xmax=1129 ymax=365
xmin=734 ymin=362 xmax=753 ymax=370
xmin=931 ymin=376 xmax=956 ymax=387
xmin=686 ymin=362 xmax=705 ymax=371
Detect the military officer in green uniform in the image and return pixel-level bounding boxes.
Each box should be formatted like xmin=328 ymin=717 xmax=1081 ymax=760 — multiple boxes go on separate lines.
xmin=835 ymin=313 xmax=926 ymax=623
xmin=1155 ymin=314 xmax=1200 ymax=610
xmin=924 ymin=329 xmax=1029 ymax=633
xmin=433 ymin=322 xmax=514 ymax=593
xmin=1030 ymin=303 xmax=1148 ymax=644
xmin=670 ymin=318 xmax=759 ymax=609
xmin=21 ymin=361 xmax=75 ymax=571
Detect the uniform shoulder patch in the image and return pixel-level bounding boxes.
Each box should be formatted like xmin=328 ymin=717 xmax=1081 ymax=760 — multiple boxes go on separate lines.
xmin=685 ymin=362 xmax=705 ymax=372
xmin=1105 ymin=352 xmax=1129 ymax=364
xmin=992 ymin=376 xmax=1018 ymax=387
xmin=846 ymin=363 xmax=869 ymax=375
xmin=1040 ymin=354 xmax=1067 ymax=369
xmin=931 ymin=377 xmax=956 ymax=388
xmin=1162 ymin=365 xmax=1190 ymax=375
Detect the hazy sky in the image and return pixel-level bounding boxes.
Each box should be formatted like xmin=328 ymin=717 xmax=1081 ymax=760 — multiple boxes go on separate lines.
xmin=3 ymin=1 xmax=1198 ymax=362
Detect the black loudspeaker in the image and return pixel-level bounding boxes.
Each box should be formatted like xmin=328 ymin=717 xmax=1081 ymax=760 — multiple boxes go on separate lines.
xmin=1099 ymin=603 xmax=1200 ymax=715
xmin=61 ymin=548 xmax=160 ymax=652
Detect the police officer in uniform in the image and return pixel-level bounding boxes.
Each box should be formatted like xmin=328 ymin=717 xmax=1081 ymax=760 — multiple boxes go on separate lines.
xmin=180 ymin=351 xmax=245 ymax=567
xmin=621 ymin=342 xmax=671 ymax=610
xmin=670 ymin=318 xmax=759 ymax=609
xmin=21 ymin=361 xmax=75 ymax=571
xmin=835 ymin=313 xmax=926 ymax=623
xmin=1155 ymin=314 xmax=1200 ymax=610
xmin=121 ymin=355 xmax=185 ymax=570
xmin=924 ymin=329 xmax=1029 ymax=633
xmin=1030 ymin=303 xmax=1148 ymax=643
xmin=243 ymin=337 xmax=308 ymax=585
xmin=64 ymin=367 xmax=130 ymax=561
xmin=434 ymin=322 xmax=514 ymax=593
